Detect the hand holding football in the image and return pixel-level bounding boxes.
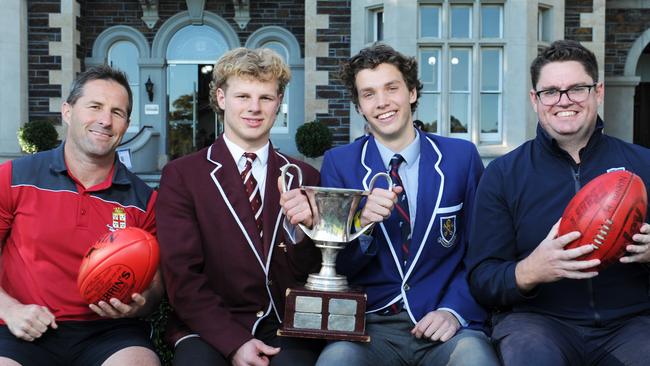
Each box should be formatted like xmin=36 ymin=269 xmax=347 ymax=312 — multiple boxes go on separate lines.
xmin=560 ymin=170 xmax=647 ymax=271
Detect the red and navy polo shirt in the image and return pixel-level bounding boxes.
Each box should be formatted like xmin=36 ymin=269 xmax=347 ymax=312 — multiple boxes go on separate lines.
xmin=0 ymin=143 xmax=157 ymax=323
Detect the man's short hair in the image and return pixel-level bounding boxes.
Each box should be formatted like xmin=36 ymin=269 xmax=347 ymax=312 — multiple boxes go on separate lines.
xmin=209 ymin=47 xmax=291 ymax=118
xmin=66 ymin=65 xmax=133 ymax=120
xmin=339 ymin=43 xmax=423 ymax=113
xmin=530 ymin=40 xmax=599 ymax=89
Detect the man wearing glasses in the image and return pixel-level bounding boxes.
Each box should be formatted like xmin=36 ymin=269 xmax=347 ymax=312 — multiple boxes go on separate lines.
xmin=466 ymin=40 xmax=650 ymax=365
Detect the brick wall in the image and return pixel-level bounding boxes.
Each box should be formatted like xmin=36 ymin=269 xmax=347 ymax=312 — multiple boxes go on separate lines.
xmin=565 ymin=0 xmax=593 ymax=43
xmin=315 ymin=0 xmax=351 ymax=146
xmin=80 ymin=0 xmax=161 ymax=55
xmin=28 ymin=0 xmax=62 ymax=123
xmin=28 ymin=0 xmax=306 ymax=123
xmin=79 ymin=0 xmax=305 ymax=59
xmin=605 ymin=8 xmax=650 ymax=76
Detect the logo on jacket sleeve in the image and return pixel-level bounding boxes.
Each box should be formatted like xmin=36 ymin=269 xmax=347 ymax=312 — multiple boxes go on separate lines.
xmin=112 ymin=207 xmax=127 ymax=229
xmin=438 ymin=215 xmax=457 ymax=248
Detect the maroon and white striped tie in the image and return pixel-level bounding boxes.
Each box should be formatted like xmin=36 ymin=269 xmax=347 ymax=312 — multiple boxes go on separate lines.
xmin=241 ymin=152 xmax=263 ymax=237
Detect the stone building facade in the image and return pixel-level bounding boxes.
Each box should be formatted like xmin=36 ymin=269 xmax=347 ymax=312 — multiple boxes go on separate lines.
xmin=1 ymin=0 xmax=649 ymax=175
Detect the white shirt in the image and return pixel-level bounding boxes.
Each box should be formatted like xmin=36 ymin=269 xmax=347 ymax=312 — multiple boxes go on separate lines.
xmin=223 ymin=135 xmax=269 ymax=201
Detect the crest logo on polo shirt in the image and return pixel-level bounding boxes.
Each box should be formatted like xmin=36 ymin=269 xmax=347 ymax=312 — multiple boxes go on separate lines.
xmin=112 ymin=207 xmax=127 ymax=229
xmin=438 ymin=215 xmax=457 ymax=248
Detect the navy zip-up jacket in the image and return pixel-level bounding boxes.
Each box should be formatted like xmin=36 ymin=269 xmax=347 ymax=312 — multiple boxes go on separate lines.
xmin=467 ymin=118 xmax=650 ymax=326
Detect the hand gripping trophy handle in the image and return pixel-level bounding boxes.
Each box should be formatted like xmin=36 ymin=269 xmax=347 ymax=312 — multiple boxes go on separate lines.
xmin=280 ymin=163 xmax=392 ymax=292
xmin=280 ymin=164 xmax=393 ymax=241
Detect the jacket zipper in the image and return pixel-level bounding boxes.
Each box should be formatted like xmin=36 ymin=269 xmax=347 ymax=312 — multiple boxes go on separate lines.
xmin=570 ymin=164 xmax=602 ymax=326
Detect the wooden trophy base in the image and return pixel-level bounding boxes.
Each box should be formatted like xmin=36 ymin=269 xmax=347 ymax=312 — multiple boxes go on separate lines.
xmin=277 ymin=287 xmax=370 ymax=342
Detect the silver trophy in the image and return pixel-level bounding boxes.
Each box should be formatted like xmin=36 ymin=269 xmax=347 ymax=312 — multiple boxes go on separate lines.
xmin=278 ymin=163 xmax=391 ymax=341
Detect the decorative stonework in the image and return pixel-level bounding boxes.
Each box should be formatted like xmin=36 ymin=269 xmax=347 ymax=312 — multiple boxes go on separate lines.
xmin=186 ymin=0 xmax=206 ymax=24
xmin=48 ymin=0 xmax=80 ymax=113
xmin=305 ymin=0 xmax=351 ymax=146
xmin=304 ymin=1 xmax=330 ymax=123
xmin=581 ymin=0 xmax=606 ymax=84
xmin=139 ymin=0 xmax=159 ymax=29
xmin=232 ymin=0 xmax=251 ymax=30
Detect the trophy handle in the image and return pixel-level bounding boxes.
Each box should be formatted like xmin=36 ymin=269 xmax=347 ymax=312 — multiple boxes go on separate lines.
xmin=280 ymin=163 xmax=314 ymax=238
xmin=349 ymin=172 xmax=393 ymax=241
xmin=280 ymin=163 xmax=303 ymax=193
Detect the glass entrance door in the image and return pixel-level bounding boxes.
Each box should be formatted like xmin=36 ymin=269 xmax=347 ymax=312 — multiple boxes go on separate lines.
xmin=167 ymin=63 xmax=217 ymax=160
xmin=165 ymin=24 xmax=228 ymax=160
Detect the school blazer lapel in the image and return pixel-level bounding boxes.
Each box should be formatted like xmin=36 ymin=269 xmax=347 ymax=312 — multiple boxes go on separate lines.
xmin=403 ymin=133 xmax=444 ymax=280
xmin=260 ymin=146 xmax=295 ymax=262
xmin=207 ymin=139 xmax=266 ymax=270
xmin=360 ymin=137 xmax=405 ymax=279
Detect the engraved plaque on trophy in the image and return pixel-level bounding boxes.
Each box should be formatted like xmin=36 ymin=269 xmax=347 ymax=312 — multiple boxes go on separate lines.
xmin=277 ymin=164 xmax=391 ymax=342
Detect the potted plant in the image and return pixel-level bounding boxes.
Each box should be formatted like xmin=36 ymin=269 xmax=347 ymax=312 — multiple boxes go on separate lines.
xmin=17 ymin=120 xmax=59 ymax=154
xmin=295 ymin=121 xmax=333 ymax=159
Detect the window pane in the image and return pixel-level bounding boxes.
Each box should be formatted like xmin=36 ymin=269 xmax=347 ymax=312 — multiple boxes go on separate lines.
xmin=109 ymin=42 xmax=139 ymax=82
xmin=167 ymin=25 xmax=228 ymax=61
xmin=481 ymin=6 xmax=502 ymax=38
xmin=450 ymin=93 xmax=469 ymax=133
xmin=418 ymin=93 xmax=439 ymax=134
xmin=109 ymin=41 xmax=139 ymax=124
xmin=450 ymin=6 xmax=471 ymax=38
xmin=450 ymin=49 xmax=470 ymax=91
xmin=419 ymin=49 xmax=440 ymax=90
xmin=263 ymin=41 xmax=288 ymax=61
xmin=538 ymin=7 xmax=552 ymax=42
xmin=376 ymin=10 xmax=384 ymax=41
xmin=262 ymin=41 xmax=289 ymax=129
xmin=420 ymin=6 xmax=440 ymax=38
xmin=481 ymin=49 xmax=501 ymax=91
xmin=481 ymin=93 xmax=499 ymax=133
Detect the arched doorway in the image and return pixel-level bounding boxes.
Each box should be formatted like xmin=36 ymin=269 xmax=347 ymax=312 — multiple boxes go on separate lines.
xmin=166 ymin=24 xmax=228 ymax=160
xmin=634 ymin=43 xmax=650 ymax=148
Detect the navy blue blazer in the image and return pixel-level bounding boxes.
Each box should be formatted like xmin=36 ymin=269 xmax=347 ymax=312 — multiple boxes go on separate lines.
xmin=320 ymin=130 xmax=487 ymax=330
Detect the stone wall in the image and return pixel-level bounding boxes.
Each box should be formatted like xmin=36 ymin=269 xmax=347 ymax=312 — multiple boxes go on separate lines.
xmin=28 ymin=0 xmax=63 ymax=123
xmin=314 ymin=0 xmax=350 ymax=146
xmin=605 ymin=7 xmax=650 ymax=76
xmin=565 ymin=0 xmax=593 ymax=42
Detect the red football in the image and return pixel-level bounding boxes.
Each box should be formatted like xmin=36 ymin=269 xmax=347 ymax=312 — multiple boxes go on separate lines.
xmin=77 ymin=227 xmax=159 ymax=304
xmin=560 ymin=170 xmax=647 ymax=270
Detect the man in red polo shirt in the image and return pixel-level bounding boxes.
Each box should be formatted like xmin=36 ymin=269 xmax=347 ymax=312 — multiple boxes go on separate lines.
xmin=0 ymin=65 xmax=163 ymax=366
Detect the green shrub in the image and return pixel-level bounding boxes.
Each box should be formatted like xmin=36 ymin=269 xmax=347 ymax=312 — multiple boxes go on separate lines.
xmin=17 ymin=120 xmax=59 ymax=154
xmin=148 ymin=297 xmax=173 ymax=365
xmin=295 ymin=121 xmax=333 ymax=158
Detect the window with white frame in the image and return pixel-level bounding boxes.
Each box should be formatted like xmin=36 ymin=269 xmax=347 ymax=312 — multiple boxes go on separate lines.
xmin=417 ymin=1 xmax=503 ymax=144
xmin=367 ymin=7 xmax=384 ymax=42
xmin=108 ymin=41 xmax=140 ymax=128
xmin=538 ymin=6 xmax=552 ymax=43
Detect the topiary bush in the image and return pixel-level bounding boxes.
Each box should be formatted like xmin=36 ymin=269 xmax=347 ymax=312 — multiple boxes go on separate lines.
xmin=17 ymin=120 xmax=59 ymax=154
xmin=295 ymin=121 xmax=333 ymax=158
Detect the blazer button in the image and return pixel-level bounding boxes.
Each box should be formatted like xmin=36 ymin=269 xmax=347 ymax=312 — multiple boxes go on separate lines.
xmin=267 ymin=279 xmax=273 ymax=286
xmin=403 ymin=283 xmax=410 ymax=291
xmin=256 ymin=310 xmax=264 ymax=318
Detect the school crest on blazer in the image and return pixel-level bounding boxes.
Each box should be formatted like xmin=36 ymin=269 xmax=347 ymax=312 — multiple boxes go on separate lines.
xmin=438 ymin=215 xmax=457 ymax=248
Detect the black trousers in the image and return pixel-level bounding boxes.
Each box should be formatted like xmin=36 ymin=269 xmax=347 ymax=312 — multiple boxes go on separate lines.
xmin=493 ymin=311 xmax=650 ymax=366
xmin=172 ymin=316 xmax=324 ymax=366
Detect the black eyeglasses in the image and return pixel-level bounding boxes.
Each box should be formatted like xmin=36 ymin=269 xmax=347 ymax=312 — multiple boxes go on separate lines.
xmin=535 ymin=83 xmax=598 ymax=106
